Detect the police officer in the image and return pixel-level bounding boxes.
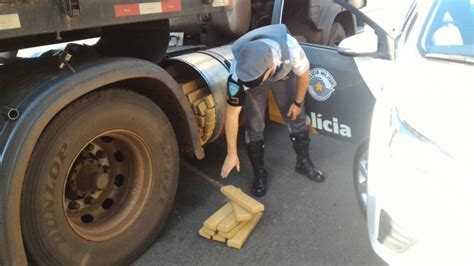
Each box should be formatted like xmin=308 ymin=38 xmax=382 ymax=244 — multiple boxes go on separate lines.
xmin=220 ymin=24 xmax=325 ymax=197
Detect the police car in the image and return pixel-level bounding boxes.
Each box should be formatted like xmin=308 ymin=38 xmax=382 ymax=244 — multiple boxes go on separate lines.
xmin=305 ymin=0 xmax=473 ymax=264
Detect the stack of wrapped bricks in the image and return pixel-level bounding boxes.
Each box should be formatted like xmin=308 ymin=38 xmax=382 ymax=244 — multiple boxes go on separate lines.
xmin=167 ymin=64 xmax=217 ymax=145
xmin=199 ymin=185 xmax=265 ymax=249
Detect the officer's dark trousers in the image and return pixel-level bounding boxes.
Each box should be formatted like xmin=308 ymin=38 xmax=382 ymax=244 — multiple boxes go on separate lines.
xmin=244 ymin=75 xmax=308 ymax=143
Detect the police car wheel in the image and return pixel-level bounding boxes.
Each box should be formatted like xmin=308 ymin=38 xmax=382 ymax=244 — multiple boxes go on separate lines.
xmin=353 ymin=141 xmax=368 ymax=218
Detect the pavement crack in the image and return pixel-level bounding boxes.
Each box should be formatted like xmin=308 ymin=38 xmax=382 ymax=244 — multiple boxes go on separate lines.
xmin=181 ymin=160 xmax=223 ymax=189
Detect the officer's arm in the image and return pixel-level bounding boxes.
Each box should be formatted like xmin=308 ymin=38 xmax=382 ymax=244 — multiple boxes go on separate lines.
xmin=221 ymin=104 xmax=242 ymax=178
xmin=225 ymin=104 xmax=242 ymax=155
xmin=295 ymin=68 xmax=310 ymax=104
xmin=288 ymin=35 xmax=310 ymax=105
xmin=287 ymin=68 xmax=310 ymax=120
xmin=221 ymin=75 xmax=245 ymax=178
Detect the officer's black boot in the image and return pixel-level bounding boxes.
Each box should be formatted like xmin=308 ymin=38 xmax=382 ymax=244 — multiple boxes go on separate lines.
xmin=247 ymin=140 xmax=268 ymax=197
xmin=290 ymin=131 xmax=325 ymax=182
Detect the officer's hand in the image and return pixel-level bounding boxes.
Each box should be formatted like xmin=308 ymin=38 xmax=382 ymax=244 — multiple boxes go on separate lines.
xmin=287 ymin=104 xmax=302 ymax=121
xmin=221 ymin=153 xmax=240 ymax=178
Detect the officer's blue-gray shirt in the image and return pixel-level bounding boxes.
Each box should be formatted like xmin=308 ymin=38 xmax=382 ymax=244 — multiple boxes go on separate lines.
xmin=227 ymin=35 xmax=310 ymax=106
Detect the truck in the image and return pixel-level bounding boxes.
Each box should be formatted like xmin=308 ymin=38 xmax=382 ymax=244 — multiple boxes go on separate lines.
xmin=0 ymin=0 xmax=368 ymax=264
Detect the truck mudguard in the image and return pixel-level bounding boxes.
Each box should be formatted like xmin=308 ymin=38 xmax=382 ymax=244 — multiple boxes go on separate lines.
xmin=0 ymin=57 xmax=204 ymax=264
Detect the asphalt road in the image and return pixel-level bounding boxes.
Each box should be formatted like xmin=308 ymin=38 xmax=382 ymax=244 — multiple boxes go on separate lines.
xmin=135 ymin=122 xmax=386 ymax=265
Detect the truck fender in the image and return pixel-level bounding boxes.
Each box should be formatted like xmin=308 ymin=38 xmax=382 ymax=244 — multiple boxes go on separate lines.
xmin=313 ymin=2 xmax=344 ymax=45
xmin=210 ymin=0 xmax=251 ymax=36
xmin=0 ymin=57 xmax=204 ymax=265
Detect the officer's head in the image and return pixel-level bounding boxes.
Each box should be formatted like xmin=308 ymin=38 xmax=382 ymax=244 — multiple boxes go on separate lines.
xmin=236 ymin=40 xmax=277 ymax=89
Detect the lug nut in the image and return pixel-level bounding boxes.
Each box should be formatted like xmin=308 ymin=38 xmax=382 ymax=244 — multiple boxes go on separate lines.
xmin=95 ymin=150 xmax=106 ymax=159
xmin=85 ymin=143 xmax=95 ymax=151
xmin=84 ymin=196 xmax=96 ymax=205
xmin=68 ymin=201 xmax=80 ymax=211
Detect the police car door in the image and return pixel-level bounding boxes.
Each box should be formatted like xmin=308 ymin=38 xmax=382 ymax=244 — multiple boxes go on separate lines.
xmin=271 ymin=0 xmax=380 ymax=146
xmin=301 ymin=42 xmax=375 ymax=145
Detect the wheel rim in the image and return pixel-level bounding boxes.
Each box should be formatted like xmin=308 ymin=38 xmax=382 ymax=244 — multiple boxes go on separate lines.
xmin=356 ymin=154 xmax=368 ymax=209
xmin=64 ymin=130 xmax=154 ymax=242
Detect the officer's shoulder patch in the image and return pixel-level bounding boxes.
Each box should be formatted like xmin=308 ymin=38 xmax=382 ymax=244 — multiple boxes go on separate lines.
xmin=228 ymin=81 xmax=241 ymax=96
xmin=227 ymin=75 xmax=246 ymax=106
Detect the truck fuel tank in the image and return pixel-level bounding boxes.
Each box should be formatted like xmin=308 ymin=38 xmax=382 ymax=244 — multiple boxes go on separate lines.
xmin=162 ymin=45 xmax=233 ymax=145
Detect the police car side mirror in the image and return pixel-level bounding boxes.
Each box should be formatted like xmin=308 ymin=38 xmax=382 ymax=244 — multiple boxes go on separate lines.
xmin=337 ymin=31 xmax=378 ymax=57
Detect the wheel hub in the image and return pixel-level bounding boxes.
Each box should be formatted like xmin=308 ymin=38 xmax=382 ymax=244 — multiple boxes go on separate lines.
xmin=63 ymin=131 xmax=153 ymax=241
xmin=69 ymin=159 xmax=109 ymax=199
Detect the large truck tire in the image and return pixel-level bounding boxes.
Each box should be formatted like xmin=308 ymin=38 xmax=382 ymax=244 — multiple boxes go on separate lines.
xmin=21 ymin=89 xmax=179 ymax=265
xmin=327 ymin=22 xmax=347 ymax=47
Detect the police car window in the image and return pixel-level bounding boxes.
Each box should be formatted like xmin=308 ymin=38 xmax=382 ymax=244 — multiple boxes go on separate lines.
xmin=423 ymin=0 xmax=474 ymax=60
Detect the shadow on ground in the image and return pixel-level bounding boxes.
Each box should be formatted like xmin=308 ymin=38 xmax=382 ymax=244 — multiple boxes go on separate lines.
xmin=135 ymin=122 xmax=385 ymax=265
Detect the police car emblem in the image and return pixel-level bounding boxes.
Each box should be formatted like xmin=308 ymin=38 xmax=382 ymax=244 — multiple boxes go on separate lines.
xmin=228 ymin=82 xmax=240 ymax=96
xmin=308 ymin=68 xmax=337 ymax=101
